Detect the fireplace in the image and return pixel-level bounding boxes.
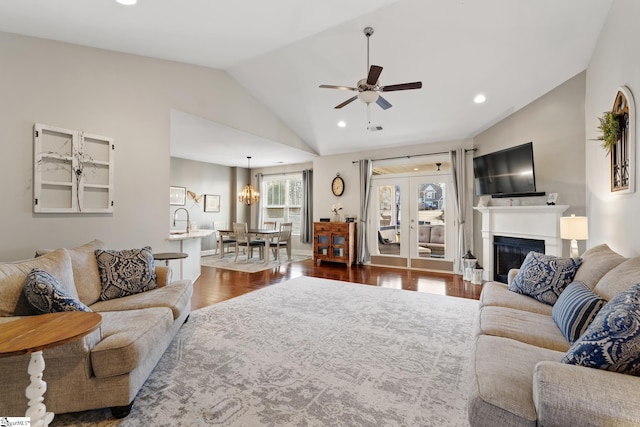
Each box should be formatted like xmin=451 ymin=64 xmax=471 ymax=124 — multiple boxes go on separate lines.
xmin=474 ymin=205 xmax=569 ymax=281
xmin=493 ymin=236 xmax=545 ymax=283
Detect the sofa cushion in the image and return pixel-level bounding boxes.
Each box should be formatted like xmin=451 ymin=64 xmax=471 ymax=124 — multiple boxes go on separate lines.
xmin=90 ymin=307 xmax=173 ymax=378
xmin=430 ymin=225 xmax=445 ymax=244
xmin=468 ymin=335 xmax=565 ymax=427
xmin=66 ymin=240 xmax=106 ymax=306
xmin=418 ymin=225 xmax=431 ymax=244
xmin=479 ymin=306 xmax=570 ymax=352
xmin=593 ymin=257 xmax=640 ymax=301
xmin=479 ymin=282 xmax=553 ymax=315
xmin=562 ymin=283 xmax=640 ymax=376
xmin=95 ymin=247 xmax=157 ymax=301
xmin=90 ymin=280 xmax=192 ymax=320
xmin=0 ymin=249 xmax=77 ymax=317
xmin=552 ymin=281 xmax=605 ymax=343
xmin=508 ymin=252 xmax=582 ymax=306
xmin=572 ymin=244 xmax=627 ymax=290
xmin=23 ymin=268 xmax=92 ymax=314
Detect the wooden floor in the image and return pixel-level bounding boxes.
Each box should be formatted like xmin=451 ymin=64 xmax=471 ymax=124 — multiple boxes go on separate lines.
xmin=191 ymin=258 xmax=482 ymax=310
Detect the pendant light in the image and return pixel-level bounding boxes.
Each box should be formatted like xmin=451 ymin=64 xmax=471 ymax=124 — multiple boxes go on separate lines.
xmin=238 ymin=156 xmax=260 ymax=205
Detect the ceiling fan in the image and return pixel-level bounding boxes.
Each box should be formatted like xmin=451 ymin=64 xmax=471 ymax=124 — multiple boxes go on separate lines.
xmin=319 ymin=27 xmax=422 ymax=112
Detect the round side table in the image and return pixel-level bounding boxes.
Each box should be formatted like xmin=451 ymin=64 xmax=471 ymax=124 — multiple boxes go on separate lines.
xmin=153 ymin=252 xmax=188 ymax=266
xmin=0 ymin=312 xmax=102 ymax=427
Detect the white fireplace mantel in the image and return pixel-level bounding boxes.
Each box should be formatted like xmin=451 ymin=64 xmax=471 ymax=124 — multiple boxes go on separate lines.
xmin=474 ymin=205 xmax=569 ymax=281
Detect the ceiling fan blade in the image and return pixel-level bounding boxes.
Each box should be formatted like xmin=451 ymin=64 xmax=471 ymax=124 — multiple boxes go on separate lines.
xmin=376 ymin=95 xmax=392 ymax=110
xmin=319 ymin=84 xmax=358 ymax=91
xmin=380 ymin=81 xmax=423 ymax=92
xmin=366 ymin=65 xmax=383 ymax=85
xmin=335 ymin=95 xmax=358 ymax=109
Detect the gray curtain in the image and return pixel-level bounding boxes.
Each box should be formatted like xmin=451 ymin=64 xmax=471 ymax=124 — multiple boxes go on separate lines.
xmin=357 ymin=159 xmax=372 ymax=264
xmin=300 ymin=169 xmax=313 ymax=243
xmin=256 ymin=173 xmax=264 ymax=227
xmin=450 ymin=148 xmax=468 ymax=274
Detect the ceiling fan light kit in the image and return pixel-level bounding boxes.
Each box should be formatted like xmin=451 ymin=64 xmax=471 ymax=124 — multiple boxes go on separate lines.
xmin=319 ymin=26 xmax=422 ymax=129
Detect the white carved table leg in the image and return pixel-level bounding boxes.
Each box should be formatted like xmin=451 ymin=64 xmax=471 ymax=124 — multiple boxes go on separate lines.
xmin=25 ymin=351 xmax=55 ymax=427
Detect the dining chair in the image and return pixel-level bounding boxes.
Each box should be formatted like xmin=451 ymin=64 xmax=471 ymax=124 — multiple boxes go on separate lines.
xmin=233 ymin=222 xmax=264 ymax=262
xmin=272 ymin=222 xmax=293 ymax=262
xmin=214 ymin=222 xmax=236 ymax=255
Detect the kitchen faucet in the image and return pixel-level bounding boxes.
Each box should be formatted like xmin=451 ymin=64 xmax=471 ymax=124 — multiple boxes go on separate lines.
xmin=172 ymin=208 xmax=190 ymax=232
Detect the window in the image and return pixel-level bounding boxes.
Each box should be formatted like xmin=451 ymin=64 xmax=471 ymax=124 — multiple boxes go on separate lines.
xmin=261 ymin=174 xmax=303 ymax=235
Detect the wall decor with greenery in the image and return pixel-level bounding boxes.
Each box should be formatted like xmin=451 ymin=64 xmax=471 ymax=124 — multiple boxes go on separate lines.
xmin=595 ymin=86 xmax=636 ymax=193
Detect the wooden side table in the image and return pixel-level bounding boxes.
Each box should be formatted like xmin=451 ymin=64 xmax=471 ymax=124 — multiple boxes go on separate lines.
xmin=153 ymin=252 xmax=188 ymax=266
xmin=0 ymin=312 xmax=102 ymax=426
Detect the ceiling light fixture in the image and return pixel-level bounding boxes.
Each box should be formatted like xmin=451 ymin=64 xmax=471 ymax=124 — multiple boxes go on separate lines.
xmin=116 ymin=0 xmax=137 ymax=5
xmin=337 ymin=121 xmax=346 ymax=128
xmin=474 ymin=94 xmax=486 ymax=104
xmin=238 ymin=157 xmax=260 ymax=205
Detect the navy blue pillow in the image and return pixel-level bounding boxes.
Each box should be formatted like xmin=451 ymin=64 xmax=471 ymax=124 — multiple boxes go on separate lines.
xmin=23 ymin=268 xmax=92 ymax=314
xmin=552 ymin=281 xmax=606 ymax=343
xmin=562 ymin=283 xmax=640 ymax=376
xmin=508 ymin=251 xmax=582 ymax=305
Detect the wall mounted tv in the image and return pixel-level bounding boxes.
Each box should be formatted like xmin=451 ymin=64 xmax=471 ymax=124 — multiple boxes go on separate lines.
xmin=473 ymin=142 xmax=544 ymax=198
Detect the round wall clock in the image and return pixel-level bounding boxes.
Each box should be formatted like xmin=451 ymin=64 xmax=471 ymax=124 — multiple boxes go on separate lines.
xmin=332 ymin=174 xmax=345 ymax=196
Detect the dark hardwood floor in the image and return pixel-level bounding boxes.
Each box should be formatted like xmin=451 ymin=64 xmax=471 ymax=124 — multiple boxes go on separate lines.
xmin=191 ymin=258 xmax=482 ymax=310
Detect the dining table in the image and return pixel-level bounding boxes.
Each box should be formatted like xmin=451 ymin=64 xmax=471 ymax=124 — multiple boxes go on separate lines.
xmin=217 ymin=228 xmax=284 ymax=264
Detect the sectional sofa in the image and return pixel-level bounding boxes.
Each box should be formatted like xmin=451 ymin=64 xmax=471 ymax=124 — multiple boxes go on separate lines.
xmin=468 ymin=244 xmax=640 ymax=426
xmin=0 ymin=240 xmax=192 ymax=418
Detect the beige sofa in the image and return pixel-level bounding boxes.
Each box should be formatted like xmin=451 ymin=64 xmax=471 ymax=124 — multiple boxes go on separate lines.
xmin=418 ymin=224 xmax=445 ymax=256
xmin=468 ymin=244 xmax=640 ymax=426
xmin=0 ymin=240 xmax=192 ymax=418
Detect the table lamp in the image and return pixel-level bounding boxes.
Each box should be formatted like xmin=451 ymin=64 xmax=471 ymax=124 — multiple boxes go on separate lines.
xmin=560 ymin=214 xmax=588 ymax=258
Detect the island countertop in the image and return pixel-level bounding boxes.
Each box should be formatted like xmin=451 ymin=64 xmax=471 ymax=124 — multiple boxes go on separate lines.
xmin=167 ymin=230 xmax=213 ymax=241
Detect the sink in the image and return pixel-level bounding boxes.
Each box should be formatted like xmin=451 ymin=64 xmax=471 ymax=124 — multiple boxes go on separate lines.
xmin=170 ymin=231 xmax=188 ymax=235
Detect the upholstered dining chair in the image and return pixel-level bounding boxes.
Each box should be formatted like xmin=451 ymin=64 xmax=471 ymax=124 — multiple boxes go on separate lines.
xmin=272 ymin=222 xmax=293 ymax=262
xmin=233 ymin=222 xmax=264 ymax=263
xmin=213 ymin=221 xmax=236 ymax=255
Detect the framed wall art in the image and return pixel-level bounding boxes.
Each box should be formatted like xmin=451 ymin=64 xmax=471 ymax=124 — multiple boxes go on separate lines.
xmin=204 ymin=194 xmax=220 ymax=212
xmin=170 ymin=186 xmax=186 ymax=206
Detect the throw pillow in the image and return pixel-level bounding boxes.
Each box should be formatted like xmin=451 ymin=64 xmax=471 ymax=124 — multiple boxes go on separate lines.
xmin=508 ymin=251 xmax=583 ymax=306
xmin=562 ymin=283 xmax=640 ymax=376
xmin=95 ymin=246 xmax=157 ymax=301
xmin=23 ymin=268 xmax=92 ymax=313
xmin=552 ymin=281 xmax=606 ymax=343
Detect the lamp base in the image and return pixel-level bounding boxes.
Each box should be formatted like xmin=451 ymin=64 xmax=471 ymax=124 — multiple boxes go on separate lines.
xmin=570 ymin=239 xmax=580 ymax=259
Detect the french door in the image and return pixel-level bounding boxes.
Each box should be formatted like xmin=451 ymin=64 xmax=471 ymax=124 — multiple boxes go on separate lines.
xmin=369 ymin=174 xmax=455 ymax=271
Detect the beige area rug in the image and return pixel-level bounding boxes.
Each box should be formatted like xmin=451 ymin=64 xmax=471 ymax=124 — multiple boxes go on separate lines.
xmin=200 ymin=253 xmax=310 ymax=273
xmin=55 ymin=276 xmax=478 ymax=426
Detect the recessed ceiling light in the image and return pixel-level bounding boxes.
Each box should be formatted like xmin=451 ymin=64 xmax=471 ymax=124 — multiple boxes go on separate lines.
xmin=474 ymin=94 xmax=486 ymax=104
xmin=413 ymin=167 xmax=419 ymax=171
xmin=337 ymin=121 xmax=346 ymax=128
xmin=116 ymin=0 xmax=137 ymax=5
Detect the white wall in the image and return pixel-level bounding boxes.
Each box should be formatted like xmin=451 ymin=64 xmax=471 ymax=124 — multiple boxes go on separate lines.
xmin=585 ymin=0 xmax=640 ymax=257
xmin=472 ymin=71 xmax=587 ymax=260
xmin=0 ymin=32 xmax=308 ymax=260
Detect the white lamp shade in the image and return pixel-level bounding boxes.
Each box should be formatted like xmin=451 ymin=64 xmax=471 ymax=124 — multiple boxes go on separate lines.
xmin=358 ymin=91 xmax=379 ymax=104
xmin=560 ymin=215 xmax=588 ymax=240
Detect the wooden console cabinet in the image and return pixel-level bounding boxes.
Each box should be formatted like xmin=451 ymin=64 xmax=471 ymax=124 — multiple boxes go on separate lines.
xmin=313 ymin=222 xmax=356 ymax=267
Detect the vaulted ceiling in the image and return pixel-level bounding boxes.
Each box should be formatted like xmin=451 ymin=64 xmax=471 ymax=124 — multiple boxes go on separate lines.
xmin=0 ymin=0 xmax=612 ymax=167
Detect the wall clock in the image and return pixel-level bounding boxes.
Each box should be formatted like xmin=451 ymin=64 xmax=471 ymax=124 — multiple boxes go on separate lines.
xmin=332 ymin=174 xmax=345 ymax=196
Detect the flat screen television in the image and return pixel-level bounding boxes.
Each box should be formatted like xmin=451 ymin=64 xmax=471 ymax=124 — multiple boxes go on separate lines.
xmin=473 ymin=142 xmax=540 ymax=197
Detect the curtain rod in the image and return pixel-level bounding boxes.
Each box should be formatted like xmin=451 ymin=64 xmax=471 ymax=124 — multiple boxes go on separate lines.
xmin=255 ymin=169 xmax=309 ymax=178
xmin=351 ymin=148 xmax=476 ymax=164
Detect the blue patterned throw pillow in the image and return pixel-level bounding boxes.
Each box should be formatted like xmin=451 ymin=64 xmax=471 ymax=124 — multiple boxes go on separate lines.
xmin=95 ymin=246 xmax=157 ymax=301
xmin=508 ymin=251 xmax=583 ymax=305
xmin=562 ymin=283 xmax=640 ymax=375
xmin=552 ymin=281 xmax=606 ymax=343
xmin=23 ymin=268 xmax=92 ymax=313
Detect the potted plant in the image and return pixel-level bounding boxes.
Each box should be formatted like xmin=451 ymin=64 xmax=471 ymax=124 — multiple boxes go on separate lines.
xmin=596 ymin=110 xmax=623 ymax=154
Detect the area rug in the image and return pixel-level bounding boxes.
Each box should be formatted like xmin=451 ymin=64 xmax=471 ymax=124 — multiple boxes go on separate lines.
xmin=55 ymin=276 xmax=478 ymax=426
xmin=200 ymin=253 xmax=310 ymax=273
